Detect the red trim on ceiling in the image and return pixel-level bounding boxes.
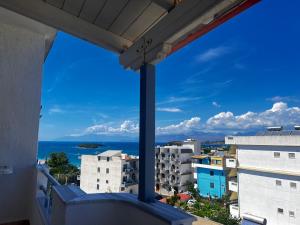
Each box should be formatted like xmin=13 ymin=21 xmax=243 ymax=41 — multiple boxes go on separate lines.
xmin=169 ymin=0 xmax=261 ymax=55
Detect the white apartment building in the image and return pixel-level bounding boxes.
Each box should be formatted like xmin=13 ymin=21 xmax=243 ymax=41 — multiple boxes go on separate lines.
xmin=225 ymin=127 xmax=300 ymax=225
xmin=80 ymin=150 xmax=139 ymax=194
xmin=155 ymin=139 xmax=201 ymax=195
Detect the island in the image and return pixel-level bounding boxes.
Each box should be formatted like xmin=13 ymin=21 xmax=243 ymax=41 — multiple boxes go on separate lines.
xmin=77 ymin=143 xmax=103 ymax=149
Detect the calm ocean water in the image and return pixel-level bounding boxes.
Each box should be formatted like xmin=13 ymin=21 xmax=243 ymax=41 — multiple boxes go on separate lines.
xmin=38 ymin=141 xmax=222 ymax=167
xmin=38 ymin=141 xmax=140 ymax=167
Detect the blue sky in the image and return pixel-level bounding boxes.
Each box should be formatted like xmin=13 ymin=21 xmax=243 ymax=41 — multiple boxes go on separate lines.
xmin=39 ymin=0 xmax=300 ymax=141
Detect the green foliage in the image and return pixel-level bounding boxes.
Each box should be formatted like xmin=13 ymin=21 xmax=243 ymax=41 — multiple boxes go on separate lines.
xmin=185 ymin=186 xmax=240 ymax=225
xmin=166 ymin=194 xmax=180 ymax=206
xmin=46 ymin=152 xmax=79 ymax=185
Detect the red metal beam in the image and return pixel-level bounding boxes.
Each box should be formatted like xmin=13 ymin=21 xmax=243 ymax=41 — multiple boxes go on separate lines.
xmin=169 ymin=0 xmax=260 ymax=55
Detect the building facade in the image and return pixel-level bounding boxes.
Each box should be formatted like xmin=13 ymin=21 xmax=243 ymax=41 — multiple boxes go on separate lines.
xmin=192 ymin=154 xmax=228 ymax=199
xmin=155 ymin=139 xmax=201 ymax=195
xmin=80 ymin=150 xmax=139 ymax=194
xmin=225 ymin=127 xmax=300 ymax=225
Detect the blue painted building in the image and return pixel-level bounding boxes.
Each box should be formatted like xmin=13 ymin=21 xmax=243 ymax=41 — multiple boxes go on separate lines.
xmin=193 ymin=155 xmax=227 ymax=198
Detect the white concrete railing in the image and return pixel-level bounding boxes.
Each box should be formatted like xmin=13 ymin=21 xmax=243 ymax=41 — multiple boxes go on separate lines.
xmin=226 ymin=158 xmax=237 ymax=168
xmin=36 ymin=165 xmax=195 ymax=225
xmin=36 ymin=164 xmax=64 ymax=225
xmin=229 ymin=203 xmax=239 ymax=218
xmin=228 ymin=179 xmax=238 ymax=192
xmin=51 ymin=187 xmax=195 ymax=225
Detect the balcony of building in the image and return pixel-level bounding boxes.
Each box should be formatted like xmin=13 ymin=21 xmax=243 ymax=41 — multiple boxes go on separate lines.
xmin=192 ymin=155 xmax=224 ymax=171
xmin=0 ymin=0 xmax=259 ymax=224
xmin=226 ymin=158 xmax=237 ymax=168
xmin=229 ymin=203 xmax=240 ymax=219
xmin=34 ymin=165 xmax=193 ymax=225
xmin=228 ymin=177 xmax=238 ymax=192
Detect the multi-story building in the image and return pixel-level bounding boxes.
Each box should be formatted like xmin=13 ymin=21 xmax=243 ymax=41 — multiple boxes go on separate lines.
xmin=155 ymin=139 xmax=201 ymax=195
xmin=225 ymin=127 xmax=300 ymax=225
xmin=80 ymin=150 xmax=139 ymax=194
xmin=192 ymin=152 xmax=229 ymax=199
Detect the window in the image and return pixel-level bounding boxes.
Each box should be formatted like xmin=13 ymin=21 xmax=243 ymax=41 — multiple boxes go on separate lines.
xmin=97 ymin=178 xmax=99 ymax=182
xmin=276 ymin=180 xmax=282 ymax=186
xmin=97 ymin=184 xmax=99 ymax=190
xmin=210 ymin=171 xmax=214 ymax=176
xmin=121 ymin=187 xmax=125 ymax=191
xmin=289 ymin=153 xmax=296 ymax=159
xmin=107 ymin=157 xmax=110 ymax=162
xmin=210 ymin=183 xmax=215 ymax=188
xmin=290 ymin=182 xmax=297 ymax=189
xmin=289 ymin=211 xmax=295 ymax=217
xmin=229 ymin=159 xmax=235 ymax=162
xmin=274 ymin=152 xmax=280 ymax=158
xmin=97 ymin=167 xmax=100 ymax=173
xmin=216 ymin=160 xmax=222 ymax=165
xmin=106 ymin=168 xmax=109 ymax=174
xmin=98 ymin=156 xmax=101 ymax=161
xmin=277 ymin=208 xmax=284 ymax=214
xmin=106 ymin=180 xmax=109 ymax=184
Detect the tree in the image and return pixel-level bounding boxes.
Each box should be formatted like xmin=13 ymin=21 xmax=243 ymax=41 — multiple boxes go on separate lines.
xmin=46 ymin=152 xmax=79 ymax=185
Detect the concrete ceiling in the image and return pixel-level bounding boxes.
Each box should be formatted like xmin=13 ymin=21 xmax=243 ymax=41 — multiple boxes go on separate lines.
xmin=0 ymin=0 xmax=259 ymax=69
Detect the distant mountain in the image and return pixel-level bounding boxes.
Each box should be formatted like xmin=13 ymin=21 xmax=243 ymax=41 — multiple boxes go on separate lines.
xmin=54 ymin=129 xmax=261 ymax=143
xmin=55 ymin=131 xmax=231 ymax=143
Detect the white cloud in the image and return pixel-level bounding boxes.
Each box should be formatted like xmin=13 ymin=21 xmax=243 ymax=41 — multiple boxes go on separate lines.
xmin=206 ymin=102 xmax=300 ymax=132
xmin=212 ymin=101 xmax=221 ymax=108
xmin=70 ymin=102 xmax=300 ymax=138
xmin=157 ymin=117 xmax=201 ymax=135
xmin=49 ymin=106 xmax=65 ymax=114
xmin=267 ymin=96 xmax=299 ymax=103
xmin=157 ymin=96 xmax=202 ymax=105
xmin=196 ymin=46 xmax=232 ymax=62
xmin=157 ymin=107 xmax=182 ymax=112
xmin=71 ymin=117 xmax=201 ymax=137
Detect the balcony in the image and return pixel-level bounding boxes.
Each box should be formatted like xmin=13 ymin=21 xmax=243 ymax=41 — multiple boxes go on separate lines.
xmin=226 ymin=158 xmax=237 ymax=168
xmin=229 ymin=204 xmax=240 ymax=218
xmin=33 ymin=165 xmax=195 ymax=225
xmin=0 ymin=1 xmax=258 ymax=224
xmin=193 ymin=173 xmax=197 ymax=179
xmin=228 ymin=178 xmax=238 ymax=192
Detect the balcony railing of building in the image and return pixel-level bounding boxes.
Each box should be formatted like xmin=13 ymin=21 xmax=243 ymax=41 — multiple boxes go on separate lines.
xmin=36 ymin=165 xmax=195 ymax=225
xmin=229 ymin=203 xmax=240 ymax=219
xmin=228 ymin=177 xmax=238 ymax=192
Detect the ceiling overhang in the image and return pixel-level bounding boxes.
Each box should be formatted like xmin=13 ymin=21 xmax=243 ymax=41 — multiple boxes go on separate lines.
xmin=0 ymin=0 xmax=260 ymax=70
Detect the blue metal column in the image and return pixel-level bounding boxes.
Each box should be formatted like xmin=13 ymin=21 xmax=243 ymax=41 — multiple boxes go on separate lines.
xmin=138 ymin=63 xmax=155 ymax=202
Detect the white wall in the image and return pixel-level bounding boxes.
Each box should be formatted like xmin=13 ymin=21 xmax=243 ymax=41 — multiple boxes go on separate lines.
xmin=80 ymin=155 xmax=98 ymax=193
xmin=0 ymin=7 xmax=55 ymax=223
xmin=80 ymin=154 xmax=139 ymax=194
xmin=226 ymin=135 xmax=300 ymax=146
xmin=238 ymin=145 xmax=300 ymax=173
xmin=239 ymin=170 xmax=300 ymax=225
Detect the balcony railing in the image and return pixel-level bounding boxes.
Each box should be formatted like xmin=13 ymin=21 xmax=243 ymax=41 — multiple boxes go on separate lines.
xmin=226 ymin=158 xmax=237 ymax=168
xmin=229 ymin=203 xmax=239 ymax=218
xmin=228 ymin=178 xmax=238 ymax=192
xmin=35 ymin=165 xmax=195 ymax=225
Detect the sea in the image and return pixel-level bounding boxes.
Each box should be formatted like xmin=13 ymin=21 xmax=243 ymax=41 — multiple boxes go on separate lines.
xmin=38 ymin=141 xmax=140 ymax=167
xmin=38 ymin=141 xmax=224 ymax=168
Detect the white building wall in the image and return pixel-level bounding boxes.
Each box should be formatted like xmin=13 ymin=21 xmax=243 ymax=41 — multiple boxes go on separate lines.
xmin=80 ymin=153 xmax=138 ymax=194
xmin=80 ymin=155 xmax=98 ymax=193
xmin=98 ymin=156 xmax=122 ymax=193
xmin=238 ymin=145 xmax=300 ymax=173
xmin=0 ymin=7 xmax=55 ymax=224
xmin=239 ymin=170 xmax=300 ymax=225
